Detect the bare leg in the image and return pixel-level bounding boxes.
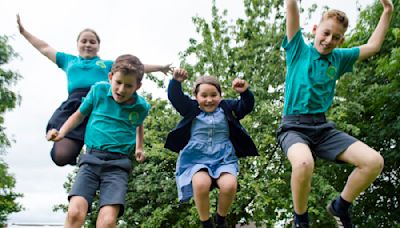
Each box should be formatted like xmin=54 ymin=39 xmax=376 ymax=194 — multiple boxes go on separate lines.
xmin=287 ymin=143 xmax=315 ymax=214
xmin=64 ymin=196 xmax=88 ymax=228
xmin=337 ymin=141 xmax=384 ymax=202
xmin=192 ymin=171 xmax=212 ymax=221
xmin=96 ymin=205 xmax=120 ymax=228
xmin=216 ymin=173 xmax=237 ymax=216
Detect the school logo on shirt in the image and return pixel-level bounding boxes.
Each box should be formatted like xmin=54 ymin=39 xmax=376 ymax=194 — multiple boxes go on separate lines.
xmin=96 ymin=60 xmax=107 ymax=69
xmin=326 ymin=66 xmax=337 ymax=80
xmin=129 ymin=112 xmax=140 ymax=125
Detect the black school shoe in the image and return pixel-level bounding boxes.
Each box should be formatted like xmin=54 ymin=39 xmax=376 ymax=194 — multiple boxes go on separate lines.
xmin=326 ymin=201 xmax=354 ymax=228
xmin=213 ymin=214 xmax=228 ymax=228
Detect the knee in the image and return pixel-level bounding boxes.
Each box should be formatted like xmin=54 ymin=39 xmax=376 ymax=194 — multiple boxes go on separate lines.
xmin=193 ymin=181 xmax=211 ymax=195
xmin=219 ymin=181 xmax=237 ymax=196
xmin=363 ymin=152 xmax=384 ymax=174
xmin=67 ymin=206 xmax=86 ymax=224
xmin=292 ymin=159 xmax=314 ymax=175
xmin=97 ymin=213 xmax=117 ymax=227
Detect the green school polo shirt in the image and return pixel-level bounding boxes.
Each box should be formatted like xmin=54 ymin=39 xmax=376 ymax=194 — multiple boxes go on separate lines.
xmin=56 ymin=52 xmax=113 ymax=94
xmin=282 ymin=30 xmax=360 ymax=115
xmin=79 ymin=82 xmax=151 ymax=155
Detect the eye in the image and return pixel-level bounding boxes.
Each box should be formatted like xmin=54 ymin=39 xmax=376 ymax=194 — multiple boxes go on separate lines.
xmin=332 ymin=35 xmax=341 ymax=41
xmin=323 ymin=32 xmax=330 ymax=36
xmin=90 ymin=40 xmax=97 ymax=44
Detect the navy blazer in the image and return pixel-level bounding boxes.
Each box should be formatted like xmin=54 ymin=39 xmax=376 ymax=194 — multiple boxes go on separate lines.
xmin=164 ymin=79 xmax=259 ymax=157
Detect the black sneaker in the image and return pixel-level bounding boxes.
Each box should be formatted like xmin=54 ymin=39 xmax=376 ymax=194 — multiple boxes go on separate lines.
xmin=292 ymin=221 xmax=309 ymax=228
xmin=326 ymin=201 xmax=354 ymax=228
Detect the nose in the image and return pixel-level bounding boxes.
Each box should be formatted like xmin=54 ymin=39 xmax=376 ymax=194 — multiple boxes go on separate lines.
xmin=325 ymin=35 xmax=332 ymax=43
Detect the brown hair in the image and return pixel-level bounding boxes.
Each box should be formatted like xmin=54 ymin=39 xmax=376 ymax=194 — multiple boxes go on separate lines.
xmin=111 ymin=54 xmax=144 ymax=83
xmin=77 ymin=28 xmax=101 ymax=44
xmin=192 ymin=76 xmax=222 ymax=96
xmin=321 ymin=9 xmax=349 ymax=31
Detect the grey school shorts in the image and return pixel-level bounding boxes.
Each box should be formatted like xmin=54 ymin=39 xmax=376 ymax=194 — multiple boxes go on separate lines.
xmin=276 ymin=113 xmax=358 ymax=162
xmin=68 ymin=148 xmax=132 ymax=217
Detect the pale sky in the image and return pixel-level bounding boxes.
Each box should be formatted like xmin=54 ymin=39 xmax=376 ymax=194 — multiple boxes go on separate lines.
xmin=1 ymin=0 xmax=374 ymax=224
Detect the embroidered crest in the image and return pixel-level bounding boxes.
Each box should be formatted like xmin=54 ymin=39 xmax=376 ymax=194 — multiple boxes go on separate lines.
xmin=96 ymin=60 xmax=107 ymax=69
xmin=129 ymin=112 xmax=140 ymax=125
xmin=326 ymin=65 xmax=337 ymax=79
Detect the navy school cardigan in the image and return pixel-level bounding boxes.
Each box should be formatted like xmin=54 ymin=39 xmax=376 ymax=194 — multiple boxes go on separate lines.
xmin=164 ymin=79 xmax=259 ymax=157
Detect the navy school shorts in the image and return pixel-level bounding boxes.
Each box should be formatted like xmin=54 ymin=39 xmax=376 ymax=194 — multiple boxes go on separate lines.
xmin=68 ymin=148 xmax=132 ymax=217
xmin=46 ymin=88 xmax=90 ymax=141
xmin=276 ymin=113 xmax=358 ymax=162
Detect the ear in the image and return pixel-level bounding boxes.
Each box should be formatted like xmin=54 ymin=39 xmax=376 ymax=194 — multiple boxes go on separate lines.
xmin=136 ymin=82 xmax=142 ymax=90
xmin=108 ymin=72 xmax=113 ymax=82
xmin=312 ymin=24 xmax=318 ymax=35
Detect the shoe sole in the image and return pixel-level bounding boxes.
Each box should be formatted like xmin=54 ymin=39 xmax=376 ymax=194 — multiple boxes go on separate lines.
xmin=326 ymin=203 xmax=352 ymax=228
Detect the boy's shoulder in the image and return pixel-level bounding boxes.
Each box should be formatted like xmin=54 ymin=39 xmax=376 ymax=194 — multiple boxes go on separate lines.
xmin=90 ymin=81 xmax=111 ymax=94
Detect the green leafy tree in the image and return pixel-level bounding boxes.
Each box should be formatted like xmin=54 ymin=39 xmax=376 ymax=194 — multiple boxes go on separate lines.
xmin=0 ymin=35 xmax=23 ymax=225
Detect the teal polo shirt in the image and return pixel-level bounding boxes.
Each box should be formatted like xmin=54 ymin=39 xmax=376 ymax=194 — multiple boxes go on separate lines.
xmin=56 ymin=52 xmax=113 ymax=94
xmin=79 ymin=82 xmax=151 ymax=155
xmin=282 ymin=30 xmax=360 ymax=115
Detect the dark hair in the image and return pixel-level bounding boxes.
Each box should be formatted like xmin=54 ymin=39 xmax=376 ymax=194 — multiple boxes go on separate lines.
xmin=192 ymin=76 xmax=222 ymax=96
xmin=111 ymin=54 xmax=144 ymax=83
xmin=321 ymin=9 xmax=349 ymax=31
xmin=77 ymin=28 xmax=101 ymax=44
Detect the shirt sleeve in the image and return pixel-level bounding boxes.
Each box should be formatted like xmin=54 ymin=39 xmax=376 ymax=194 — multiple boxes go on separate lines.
xmin=56 ymin=52 xmax=74 ymax=71
xmin=336 ymin=47 xmax=360 ymax=78
xmin=135 ymin=98 xmax=151 ymax=126
xmin=79 ymin=84 xmax=96 ymax=116
xmin=282 ymin=29 xmax=308 ymax=66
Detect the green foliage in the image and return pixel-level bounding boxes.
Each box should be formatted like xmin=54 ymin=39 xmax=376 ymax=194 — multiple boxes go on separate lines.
xmin=0 ymin=160 xmax=23 ymax=225
xmin=0 ymin=35 xmax=23 ymax=225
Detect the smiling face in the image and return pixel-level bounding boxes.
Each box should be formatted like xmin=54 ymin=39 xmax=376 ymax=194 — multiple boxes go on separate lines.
xmin=77 ymin=30 xmax=100 ymax=59
xmin=313 ymin=18 xmax=346 ymax=55
xmin=108 ymin=72 xmax=141 ymax=104
xmin=195 ymin=83 xmax=222 ymax=113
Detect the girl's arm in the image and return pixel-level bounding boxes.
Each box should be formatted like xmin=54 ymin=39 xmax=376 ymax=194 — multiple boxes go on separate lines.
xmin=46 ymin=111 xmax=86 ymax=141
xmin=17 ymin=14 xmax=57 ymax=63
xmin=358 ymin=0 xmax=394 ymax=60
xmin=135 ymin=124 xmax=145 ymax=163
xmin=167 ymin=68 xmax=195 ymax=116
xmin=230 ymin=79 xmax=255 ymax=120
xmin=285 ymin=0 xmax=301 ymax=42
xmin=144 ymin=64 xmax=173 ymax=75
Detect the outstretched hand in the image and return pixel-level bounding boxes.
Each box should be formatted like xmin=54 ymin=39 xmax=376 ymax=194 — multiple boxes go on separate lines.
xmin=232 ymin=78 xmax=249 ymax=93
xmin=16 ymin=14 xmax=25 ymax=34
xmin=173 ymin=68 xmax=188 ymax=82
xmin=46 ymin=129 xmax=64 ymax=142
xmin=160 ymin=64 xmax=174 ymax=75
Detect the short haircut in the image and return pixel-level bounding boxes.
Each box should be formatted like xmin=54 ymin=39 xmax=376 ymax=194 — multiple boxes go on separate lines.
xmin=77 ymin=28 xmax=101 ymax=44
xmin=111 ymin=54 xmax=144 ymax=83
xmin=192 ymin=75 xmax=222 ymax=96
xmin=321 ymin=9 xmax=349 ymax=31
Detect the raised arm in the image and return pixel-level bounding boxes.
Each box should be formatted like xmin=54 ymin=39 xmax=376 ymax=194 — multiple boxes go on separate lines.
xmin=168 ymin=68 xmax=195 ymax=116
xmin=230 ymin=78 xmax=255 ymax=120
xmin=46 ymin=110 xmax=86 ymax=141
xmin=144 ymin=64 xmax=173 ymax=75
xmin=358 ymin=0 xmax=394 ymax=60
xmin=285 ymin=0 xmax=301 ymax=41
xmin=135 ymin=124 xmax=145 ymax=163
xmin=17 ymin=14 xmax=57 ymax=63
